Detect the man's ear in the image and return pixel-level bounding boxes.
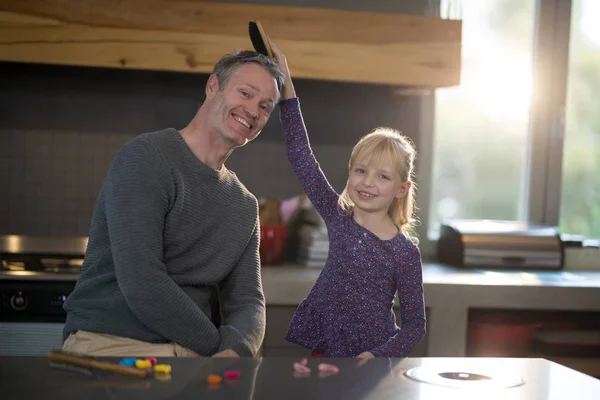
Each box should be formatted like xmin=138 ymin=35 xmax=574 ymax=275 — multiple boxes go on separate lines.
xmin=205 ymin=74 xmax=219 ymax=100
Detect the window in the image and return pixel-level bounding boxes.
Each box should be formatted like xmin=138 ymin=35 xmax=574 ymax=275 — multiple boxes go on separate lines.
xmin=559 ymin=0 xmax=600 ymax=237
xmin=422 ymin=0 xmax=597 ymax=257
xmin=429 ymin=0 xmax=537 ymax=239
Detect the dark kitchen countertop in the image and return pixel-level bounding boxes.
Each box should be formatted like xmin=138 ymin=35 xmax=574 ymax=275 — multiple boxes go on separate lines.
xmin=1 ymin=356 xmax=600 ymax=400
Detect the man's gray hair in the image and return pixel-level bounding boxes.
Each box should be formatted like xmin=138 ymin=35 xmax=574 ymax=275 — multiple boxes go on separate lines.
xmin=212 ymin=50 xmax=285 ymax=94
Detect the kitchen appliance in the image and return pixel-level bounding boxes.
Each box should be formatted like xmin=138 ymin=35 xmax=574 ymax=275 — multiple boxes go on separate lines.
xmin=404 ymin=360 xmax=525 ymax=389
xmin=437 ymin=219 xmax=563 ymax=270
xmin=0 ymin=235 xmax=86 ymax=356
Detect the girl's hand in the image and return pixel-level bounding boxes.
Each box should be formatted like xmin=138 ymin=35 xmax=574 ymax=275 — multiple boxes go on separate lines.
xmin=356 ymin=351 xmax=375 ymax=359
xmin=267 ymin=36 xmax=297 ymax=100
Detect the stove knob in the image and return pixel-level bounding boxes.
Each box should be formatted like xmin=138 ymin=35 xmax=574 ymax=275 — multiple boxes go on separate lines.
xmin=10 ymin=292 xmax=28 ymax=311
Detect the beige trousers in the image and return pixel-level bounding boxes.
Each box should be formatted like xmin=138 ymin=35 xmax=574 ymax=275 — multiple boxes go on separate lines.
xmin=62 ymin=330 xmax=200 ymax=357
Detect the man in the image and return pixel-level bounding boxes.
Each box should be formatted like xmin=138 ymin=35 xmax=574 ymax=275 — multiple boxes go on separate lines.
xmin=62 ymin=50 xmax=285 ymax=357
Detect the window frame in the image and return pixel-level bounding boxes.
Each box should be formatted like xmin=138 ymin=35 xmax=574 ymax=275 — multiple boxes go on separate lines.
xmin=417 ymin=0 xmax=573 ymax=260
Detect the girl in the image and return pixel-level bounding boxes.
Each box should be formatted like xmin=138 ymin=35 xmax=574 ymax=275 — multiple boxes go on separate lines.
xmin=270 ymin=38 xmax=426 ymax=358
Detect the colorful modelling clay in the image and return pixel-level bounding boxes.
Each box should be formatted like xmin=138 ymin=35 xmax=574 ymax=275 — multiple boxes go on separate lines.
xmin=207 ymin=374 xmax=223 ymax=385
xmin=317 ymin=362 xmax=340 ymax=379
xmin=293 ymin=362 xmax=311 ymax=374
xmin=119 ymin=358 xmax=137 ymax=367
xmin=223 ymin=370 xmax=240 ymax=380
xmin=317 ymin=363 xmax=339 ymax=373
xmin=144 ymin=357 xmax=158 ymax=366
xmin=135 ymin=359 xmax=152 ymax=369
xmin=154 ymin=364 xmax=172 ymax=374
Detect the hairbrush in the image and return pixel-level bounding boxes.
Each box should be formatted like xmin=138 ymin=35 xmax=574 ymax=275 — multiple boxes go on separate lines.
xmin=248 ymin=20 xmax=273 ymax=58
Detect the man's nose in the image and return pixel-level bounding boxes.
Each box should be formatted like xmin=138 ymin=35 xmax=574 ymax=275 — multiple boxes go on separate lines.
xmin=245 ymin=104 xmax=259 ymax=119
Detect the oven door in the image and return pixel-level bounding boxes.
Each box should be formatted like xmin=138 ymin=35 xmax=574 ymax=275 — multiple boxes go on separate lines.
xmin=0 ymin=279 xmax=75 ymax=356
xmin=0 ymin=321 xmax=65 ymax=356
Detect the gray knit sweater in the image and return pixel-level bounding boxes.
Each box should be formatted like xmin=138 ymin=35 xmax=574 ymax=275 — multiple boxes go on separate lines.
xmin=63 ymin=128 xmax=265 ymax=357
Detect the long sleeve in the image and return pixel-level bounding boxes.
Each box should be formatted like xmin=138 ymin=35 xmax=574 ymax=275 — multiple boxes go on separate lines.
xmin=279 ymin=98 xmax=340 ymax=220
xmin=217 ymin=218 xmax=266 ymax=357
xmin=369 ymin=243 xmax=426 ymax=357
xmin=104 ymin=139 xmax=220 ymax=356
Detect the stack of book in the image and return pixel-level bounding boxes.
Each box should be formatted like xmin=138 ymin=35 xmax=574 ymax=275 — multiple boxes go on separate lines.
xmin=296 ymin=225 xmax=329 ymax=268
xmin=295 ymin=204 xmax=329 ymax=268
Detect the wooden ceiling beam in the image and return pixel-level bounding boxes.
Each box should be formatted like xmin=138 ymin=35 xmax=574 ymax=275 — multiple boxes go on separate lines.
xmin=0 ymin=0 xmax=461 ymax=87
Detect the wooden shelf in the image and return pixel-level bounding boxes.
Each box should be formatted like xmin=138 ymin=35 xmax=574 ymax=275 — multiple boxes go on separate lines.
xmin=0 ymin=0 xmax=461 ymax=87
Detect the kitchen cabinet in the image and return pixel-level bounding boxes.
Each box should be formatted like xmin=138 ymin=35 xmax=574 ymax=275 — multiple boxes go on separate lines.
xmin=466 ymin=308 xmax=600 ymax=378
xmin=261 ymin=263 xmax=600 ymax=376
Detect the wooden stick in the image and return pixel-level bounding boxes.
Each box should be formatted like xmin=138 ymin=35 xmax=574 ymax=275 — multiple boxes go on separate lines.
xmin=47 ymin=351 xmax=150 ymax=378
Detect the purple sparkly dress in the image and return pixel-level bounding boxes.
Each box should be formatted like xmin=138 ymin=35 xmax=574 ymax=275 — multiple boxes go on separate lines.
xmin=280 ymin=98 xmax=426 ymax=358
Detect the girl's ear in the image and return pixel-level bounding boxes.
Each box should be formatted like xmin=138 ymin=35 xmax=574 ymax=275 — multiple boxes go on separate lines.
xmin=396 ymin=181 xmax=411 ymax=199
xmin=206 ymin=74 xmax=219 ymax=99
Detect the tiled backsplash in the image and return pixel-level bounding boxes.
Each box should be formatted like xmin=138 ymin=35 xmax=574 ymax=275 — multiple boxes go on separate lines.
xmin=1 ymin=129 xmax=132 ymax=236
xmin=1 ymin=62 xmax=420 ymax=237
xmin=0 ymin=127 xmax=351 ymax=236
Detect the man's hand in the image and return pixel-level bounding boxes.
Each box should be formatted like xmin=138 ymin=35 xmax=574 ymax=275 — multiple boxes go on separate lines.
xmin=355 ymin=352 xmax=375 ymax=360
xmin=212 ymin=349 xmax=240 ymax=358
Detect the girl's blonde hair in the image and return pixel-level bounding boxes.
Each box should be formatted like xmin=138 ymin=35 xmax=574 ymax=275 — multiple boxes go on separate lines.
xmin=338 ymin=127 xmax=419 ymax=243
